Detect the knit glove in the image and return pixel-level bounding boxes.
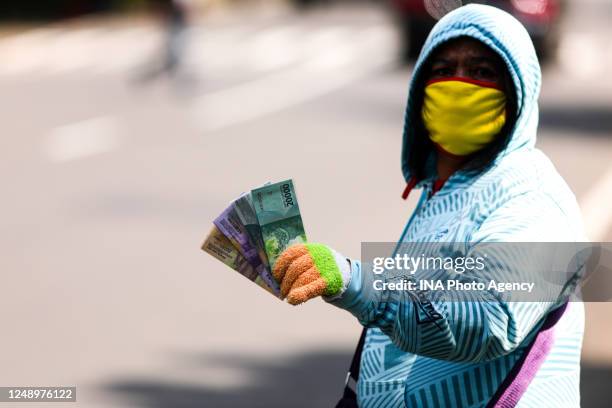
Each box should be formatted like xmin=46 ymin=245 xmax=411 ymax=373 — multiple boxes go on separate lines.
xmin=272 ymin=243 xmax=351 ymax=305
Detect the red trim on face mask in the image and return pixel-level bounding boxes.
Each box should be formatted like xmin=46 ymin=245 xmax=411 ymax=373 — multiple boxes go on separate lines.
xmin=426 ymin=76 xmax=503 ymax=91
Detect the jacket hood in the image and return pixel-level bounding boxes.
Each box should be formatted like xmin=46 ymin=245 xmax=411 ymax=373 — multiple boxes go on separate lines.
xmin=401 ymin=4 xmax=542 ymax=182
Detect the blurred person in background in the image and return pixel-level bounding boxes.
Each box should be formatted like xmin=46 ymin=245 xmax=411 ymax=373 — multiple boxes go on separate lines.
xmin=272 ymin=4 xmax=585 ymax=408
xmin=137 ymin=0 xmax=191 ymax=81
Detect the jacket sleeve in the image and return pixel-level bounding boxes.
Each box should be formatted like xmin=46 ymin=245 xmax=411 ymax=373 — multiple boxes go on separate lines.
xmin=327 ymin=192 xmax=583 ymax=363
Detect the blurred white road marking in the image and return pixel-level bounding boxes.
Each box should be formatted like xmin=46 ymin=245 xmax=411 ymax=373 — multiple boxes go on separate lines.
xmin=192 ymin=25 xmax=395 ymax=132
xmin=43 ymin=116 xmax=120 ymax=162
xmin=91 ymin=27 xmax=158 ymax=75
xmin=189 ymin=25 xmax=351 ymax=75
xmin=559 ymin=32 xmax=602 ymax=79
xmin=47 ymin=28 xmax=124 ymax=74
xmin=580 ymin=165 xmax=612 ymax=240
xmin=0 ymin=22 xmax=391 ymax=80
xmin=0 ymin=28 xmax=62 ymax=75
xmin=248 ymin=26 xmax=303 ymax=72
xmin=0 ymin=26 xmax=156 ymax=76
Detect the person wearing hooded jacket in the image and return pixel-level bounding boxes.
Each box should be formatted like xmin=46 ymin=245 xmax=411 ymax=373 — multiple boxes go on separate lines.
xmin=273 ymin=4 xmax=585 ymax=408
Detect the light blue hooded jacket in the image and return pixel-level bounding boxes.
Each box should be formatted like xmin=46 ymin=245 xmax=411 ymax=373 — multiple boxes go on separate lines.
xmin=329 ymin=5 xmax=585 ymax=407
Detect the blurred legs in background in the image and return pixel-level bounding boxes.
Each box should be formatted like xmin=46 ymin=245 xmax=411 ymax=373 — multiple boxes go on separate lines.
xmin=136 ymin=0 xmax=190 ymax=82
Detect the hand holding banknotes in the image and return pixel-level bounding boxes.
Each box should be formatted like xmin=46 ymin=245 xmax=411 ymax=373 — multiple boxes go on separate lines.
xmin=272 ymin=243 xmax=351 ymax=305
xmin=203 ymin=179 xmax=351 ymax=304
xmin=202 ymin=179 xmax=310 ymax=298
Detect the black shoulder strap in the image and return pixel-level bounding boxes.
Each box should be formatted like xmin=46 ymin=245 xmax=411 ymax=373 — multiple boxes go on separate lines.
xmin=335 ymin=328 xmax=367 ymax=408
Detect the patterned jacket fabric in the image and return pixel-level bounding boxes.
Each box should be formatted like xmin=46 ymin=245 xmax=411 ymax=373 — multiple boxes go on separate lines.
xmin=329 ymin=5 xmax=585 ymax=407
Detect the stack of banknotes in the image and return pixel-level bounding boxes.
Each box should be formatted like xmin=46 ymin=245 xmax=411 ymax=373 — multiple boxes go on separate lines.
xmin=201 ymin=179 xmax=307 ymax=297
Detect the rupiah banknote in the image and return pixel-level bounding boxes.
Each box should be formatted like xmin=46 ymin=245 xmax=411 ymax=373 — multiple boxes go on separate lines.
xmin=233 ymin=193 xmax=270 ymax=269
xmin=201 ymin=226 xmax=275 ymax=294
xmin=251 ymin=179 xmax=307 ymax=270
xmin=201 ymin=226 xmax=258 ymax=281
xmin=213 ymin=205 xmax=280 ymax=295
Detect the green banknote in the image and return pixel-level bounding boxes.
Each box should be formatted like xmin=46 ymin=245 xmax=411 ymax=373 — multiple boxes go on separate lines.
xmin=251 ymin=179 xmax=307 ymax=269
xmin=233 ymin=193 xmax=270 ymax=270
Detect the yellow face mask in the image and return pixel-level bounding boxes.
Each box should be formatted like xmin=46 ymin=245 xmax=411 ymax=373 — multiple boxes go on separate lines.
xmin=421 ymin=78 xmax=507 ymax=156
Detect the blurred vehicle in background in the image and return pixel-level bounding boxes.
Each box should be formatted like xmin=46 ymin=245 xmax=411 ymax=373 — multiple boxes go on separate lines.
xmin=391 ymin=0 xmax=565 ymax=61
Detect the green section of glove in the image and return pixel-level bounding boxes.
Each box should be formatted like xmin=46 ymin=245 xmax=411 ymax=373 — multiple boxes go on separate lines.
xmin=306 ymin=243 xmax=343 ymax=296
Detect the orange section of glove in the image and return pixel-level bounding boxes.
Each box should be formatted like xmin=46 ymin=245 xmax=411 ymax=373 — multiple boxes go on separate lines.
xmin=272 ymin=244 xmax=328 ymax=305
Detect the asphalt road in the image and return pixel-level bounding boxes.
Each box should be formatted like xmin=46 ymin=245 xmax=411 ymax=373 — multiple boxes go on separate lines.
xmin=0 ymin=1 xmax=611 ymax=407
